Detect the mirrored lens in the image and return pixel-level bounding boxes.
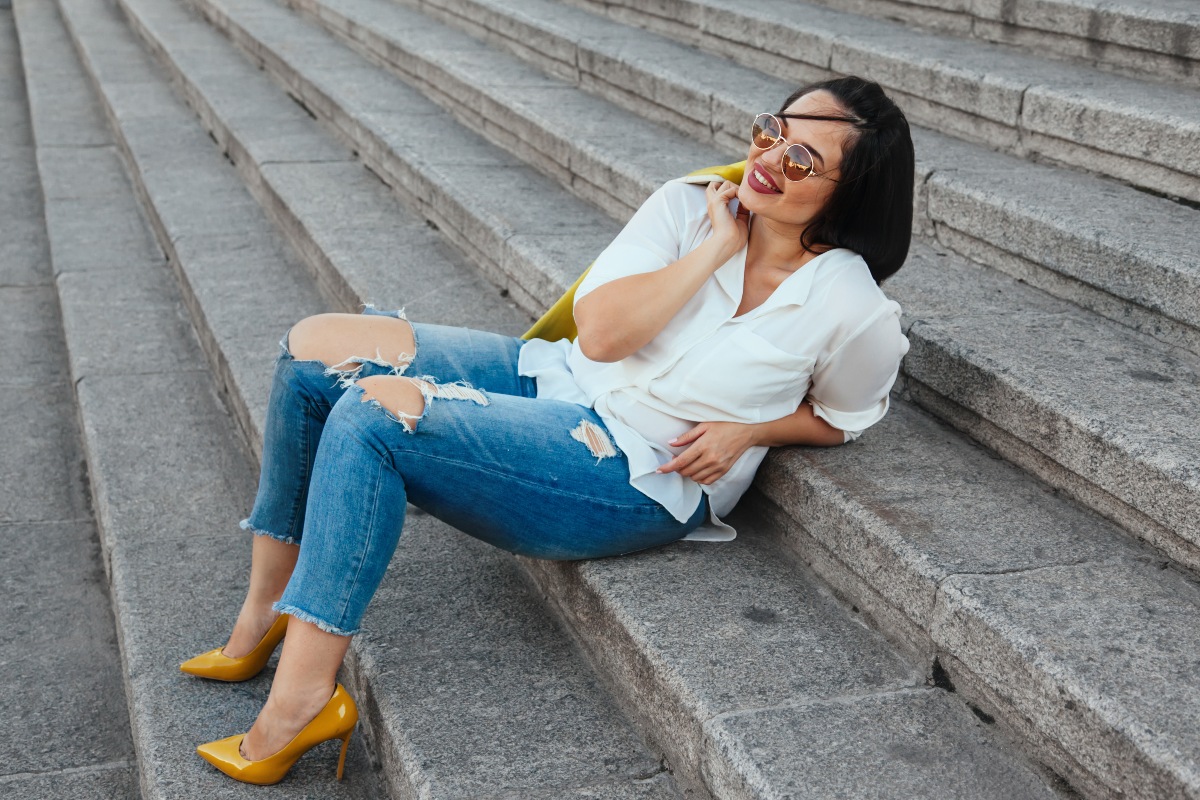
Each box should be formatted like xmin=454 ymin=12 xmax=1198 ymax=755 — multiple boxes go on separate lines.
xmin=751 ymin=113 xmax=780 ymax=149
xmin=782 ymin=144 xmax=814 ymax=181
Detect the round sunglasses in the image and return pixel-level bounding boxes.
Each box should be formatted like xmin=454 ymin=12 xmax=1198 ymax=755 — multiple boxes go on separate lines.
xmin=750 ymin=112 xmax=849 ymax=183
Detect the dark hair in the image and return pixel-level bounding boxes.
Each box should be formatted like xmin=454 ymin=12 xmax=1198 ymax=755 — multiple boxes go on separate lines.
xmin=777 ymin=76 xmax=914 ymax=284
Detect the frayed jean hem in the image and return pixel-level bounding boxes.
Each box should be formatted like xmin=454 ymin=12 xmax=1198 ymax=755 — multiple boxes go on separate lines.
xmin=271 ymin=601 xmax=359 ymax=637
xmin=240 ymin=518 xmax=299 ymax=546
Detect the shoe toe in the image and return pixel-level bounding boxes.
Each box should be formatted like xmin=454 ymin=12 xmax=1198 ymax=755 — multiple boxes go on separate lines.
xmin=179 ymin=649 xmax=224 ymax=675
xmin=196 ymin=734 xmax=246 ymax=769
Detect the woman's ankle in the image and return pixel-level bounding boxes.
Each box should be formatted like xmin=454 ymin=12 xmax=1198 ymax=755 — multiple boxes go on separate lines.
xmin=221 ymin=604 xmax=281 ymax=658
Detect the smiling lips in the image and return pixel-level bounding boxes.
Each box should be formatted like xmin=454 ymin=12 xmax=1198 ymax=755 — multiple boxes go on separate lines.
xmin=747 ymin=162 xmax=782 ymax=194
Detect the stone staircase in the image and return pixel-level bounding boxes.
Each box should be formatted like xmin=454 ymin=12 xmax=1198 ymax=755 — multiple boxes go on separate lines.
xmin=6 ymin=0 xmax=1199 ymax=796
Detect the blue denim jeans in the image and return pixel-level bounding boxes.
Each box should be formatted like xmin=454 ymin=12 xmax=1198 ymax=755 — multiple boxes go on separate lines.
xmin=242 ymin=308 xmax=708 ymax=636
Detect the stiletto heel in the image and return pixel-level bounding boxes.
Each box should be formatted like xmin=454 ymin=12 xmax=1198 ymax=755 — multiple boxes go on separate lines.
xmin=180 ymin=613 xmax=289 ymax=682
xmin=336 ymin=730 xmax=352 ymax=780
xmin=196 ymin=683 xmax=358 ymax=785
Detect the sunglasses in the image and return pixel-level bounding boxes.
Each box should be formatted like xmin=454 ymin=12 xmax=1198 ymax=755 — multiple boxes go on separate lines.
xmin=750 ymin=112 xmax=854 ymax=183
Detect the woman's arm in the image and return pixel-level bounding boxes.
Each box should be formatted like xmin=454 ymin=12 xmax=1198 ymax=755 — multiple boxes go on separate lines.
xmin=750 ymin=399 xmax=846 ymax=448
xmin=574 ymin=181 xmax=747 ymax=363
xmin=657 ymin=400 xmax=844 ymax=485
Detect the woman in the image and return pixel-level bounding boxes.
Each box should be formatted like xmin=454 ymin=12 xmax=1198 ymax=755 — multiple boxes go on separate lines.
xmin=182 ymin=75 xmax=914 ymax=784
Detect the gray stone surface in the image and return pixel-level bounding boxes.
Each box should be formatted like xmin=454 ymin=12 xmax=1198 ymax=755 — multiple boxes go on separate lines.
xmin=0 ymin=763 xmax=139 ymax=800
xmin=752 ymin=395 xmax=1200 ymax=799
xmin=0 ymin=284 xmax=70 ymax=385
xmin=124 ymin=0 xmax=1200 ymax=796
xmin=889 ymin=247 xmax=1200 ymax=567
xmin=935 ymin=561 xmax=1200 ymax=799
xmin=302 ymin=0 xmax=722 ymax=201
xmin=0 ymin=521 xmax=134 ymax=771
xmin=797 ymin=0 xmax=1200 ymax=88
xmin=522 ymin=511 xmax=1070 ymax=798
xmin=0 ymin=148 xmax=48 ymax=288
xmin=85 ymin=0 xmax=531 ymax=341
xmin=180 ymin=0 xmax=618 ymax=312
xmin=351 ymin=512 xmax=682 ymax=799
xmin=1 ymin=12 xmax=135 ymax=792
xmin=0 ymin=11 xmax=30 ymax=149
xmin=970 ymin=0 xmax=1200 ymax=69
xmin=755 ymin=402 xmax=1147 ymax=633
xmin=26 ymin=0 xmax=1195 ymax=798
xmin=0 ymin=382 xmax=89 ymax=525
xmin=260 ymin=160 xmax=534 ymax=333
xmin=56 ymin=267 xmax=210 ymax=378
xmin=10 ymin=0 xmax=112 ymax=148
xmin=74 ymin=371 xmax=258 ymax=556
xmin=706 ymin=690 xmax=1062 ymax=799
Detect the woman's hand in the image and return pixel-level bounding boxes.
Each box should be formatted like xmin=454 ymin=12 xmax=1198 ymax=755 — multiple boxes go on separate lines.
xmin=656 ymin=421 xmax=758 ymax=485
xmin=706 ymin=180 xmax=750 ymax=256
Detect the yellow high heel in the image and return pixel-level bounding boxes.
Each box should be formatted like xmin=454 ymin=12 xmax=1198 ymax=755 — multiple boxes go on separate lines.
xmin=180 ymin=613 xmax=289 ymax=681
xmin=195 ymin=683 xmax=358 ymax=785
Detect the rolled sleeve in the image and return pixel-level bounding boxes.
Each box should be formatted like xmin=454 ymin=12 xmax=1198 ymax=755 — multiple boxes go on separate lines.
xmin=807 ymin=300 xmax=909 ymax=443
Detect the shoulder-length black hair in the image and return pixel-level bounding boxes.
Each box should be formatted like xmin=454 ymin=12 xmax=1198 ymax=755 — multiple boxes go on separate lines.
xmin=778 ymin=76 xmax=914 ymax=284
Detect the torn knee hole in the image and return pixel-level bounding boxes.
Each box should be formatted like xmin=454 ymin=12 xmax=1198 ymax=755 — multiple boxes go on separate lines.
xmin=360 ymin=377 xmax=488 ymax=433
xmin=571 ymin=419 xmax=617 ymax=461
xmin=325 ymin=347 xmax=416 ymax=389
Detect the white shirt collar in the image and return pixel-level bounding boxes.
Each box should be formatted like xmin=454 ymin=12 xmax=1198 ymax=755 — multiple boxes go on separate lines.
xmin=715 ymin=246 xmax=828 ymax=318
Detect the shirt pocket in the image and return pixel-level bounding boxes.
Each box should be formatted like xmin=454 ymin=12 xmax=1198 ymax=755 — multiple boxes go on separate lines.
xmin=675 ymin=327 xmax=813 ymax=413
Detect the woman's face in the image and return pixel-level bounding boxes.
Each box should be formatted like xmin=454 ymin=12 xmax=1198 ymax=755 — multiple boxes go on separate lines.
xmin=736 ymin=90 xmax=854 ymax=234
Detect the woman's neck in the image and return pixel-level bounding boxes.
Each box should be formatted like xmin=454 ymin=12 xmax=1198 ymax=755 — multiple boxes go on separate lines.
xmin=745 ymin=214 xmax=826 ymax=275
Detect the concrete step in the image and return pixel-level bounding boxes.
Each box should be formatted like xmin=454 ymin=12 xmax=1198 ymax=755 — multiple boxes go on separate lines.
xmin=0 ymin=8 xmax=138 ymax=799
xmin=211 ymin=0 xmax=1200 ymax=573
xmin=13 ymin=2 xmax=387 ymax=798
xmin=31 ymin=0 xmax=687 ymax=797
xmin=703 ymin=0 xmax=1200 ymax=89
xmin=102 ymin=0 xmax=1200 ymax=797
xmin=556 ymin=0 xmax=1200 ymax=205
xmin=71 ymin=0 xmax=1082 ymax=797
xmin=357 ymin=0 xmax=1200 ymax=357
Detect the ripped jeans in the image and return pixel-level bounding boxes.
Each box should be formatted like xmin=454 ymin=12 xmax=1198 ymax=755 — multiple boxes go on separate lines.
xmin=242 ymin=308 xmax=709 ymax=636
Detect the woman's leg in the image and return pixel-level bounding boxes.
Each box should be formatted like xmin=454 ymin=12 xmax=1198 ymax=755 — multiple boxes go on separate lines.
xmin=238 ymin=375 xmax=706 ymax=758
xmin=224 ymin=311 xmax=534 ymax=656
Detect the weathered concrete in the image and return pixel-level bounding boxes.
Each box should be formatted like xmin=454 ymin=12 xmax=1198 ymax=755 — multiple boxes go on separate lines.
xmin=782 ymin=0 xmax=1200 ymax=89
xmin=351 ymin=512 xmax=681 ymax=799
xmin=0 ymin=10 xmax=30 ymax=149
xmin=524 ymin=514 xmax=1064 ymax=798
xmin=754 ymin=395 xmax=1200 ymax=798
xmin=705 ymin=689 xmax=1067 ymax=799
xmin=1 ymin=9 xmax=134 ymax=794
xmin=178 ymin=0 xmax=621 ymax=316
xmin=935 ymin=560 xmax=1200 ymax=800
xmin=889 ymin=246 xmax=1200 ymax=569
xmin=0 ymin=763 xmax=140 ymax=799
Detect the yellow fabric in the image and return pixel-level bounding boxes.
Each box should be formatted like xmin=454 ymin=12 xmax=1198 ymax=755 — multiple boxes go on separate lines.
xmin=521 ymin=161 xmax=747 ymax=342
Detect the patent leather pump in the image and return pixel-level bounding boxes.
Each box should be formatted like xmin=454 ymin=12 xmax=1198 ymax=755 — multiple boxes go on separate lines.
xmin=180 ymin=613 xmax=289 ymax=682
xmin=196 ymin=683 xmax=358 ymax=785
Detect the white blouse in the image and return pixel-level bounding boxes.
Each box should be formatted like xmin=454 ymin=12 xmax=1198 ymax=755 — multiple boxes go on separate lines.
xmin=517 ymin=178 xmax=909 ymax=540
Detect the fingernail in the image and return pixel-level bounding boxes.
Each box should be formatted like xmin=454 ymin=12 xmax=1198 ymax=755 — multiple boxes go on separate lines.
xmin=668 ymin=437 xmax=677 ymax=444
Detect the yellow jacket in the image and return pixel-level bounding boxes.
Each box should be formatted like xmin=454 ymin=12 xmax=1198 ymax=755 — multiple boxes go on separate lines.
xmin=521 ymin=161 xmax=745 ymax=343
